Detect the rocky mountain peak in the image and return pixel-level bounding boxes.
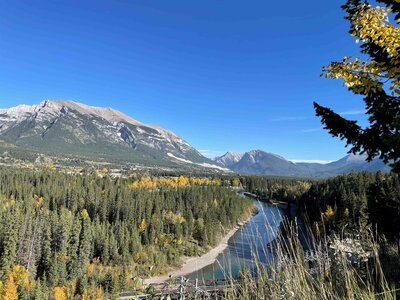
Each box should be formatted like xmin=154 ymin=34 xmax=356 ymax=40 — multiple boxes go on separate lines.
xmin=214 ymin=152 xmax=244 ymax=168
xmin=0 ymin=100 xmax=223 ymax=170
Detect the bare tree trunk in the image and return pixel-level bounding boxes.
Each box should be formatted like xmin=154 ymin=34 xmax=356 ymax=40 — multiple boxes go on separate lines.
xmin=26 ymin=213 xmax=41 ymax=275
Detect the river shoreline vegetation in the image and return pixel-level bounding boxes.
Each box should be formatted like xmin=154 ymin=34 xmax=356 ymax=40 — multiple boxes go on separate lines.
xmin=231 ymin=172 xmax=400 ymax=299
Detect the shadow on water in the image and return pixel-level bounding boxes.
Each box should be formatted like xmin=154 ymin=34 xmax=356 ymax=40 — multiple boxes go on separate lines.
xmin=187 ymin=200 xmax=283 ymax=281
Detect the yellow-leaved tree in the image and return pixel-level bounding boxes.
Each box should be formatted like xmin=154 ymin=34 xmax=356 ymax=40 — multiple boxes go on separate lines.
xmin=0 ymin=265 xmax=32 ymax=300
xmin=1 ymin=274 xmax=18 ymax=300
xmin=139 ymin=219 xmax=147 ymax=234
xmin=52 ymin=286 xmax=68 ymax=300
xmin=314 ymin=0 xmax=400 ymax=172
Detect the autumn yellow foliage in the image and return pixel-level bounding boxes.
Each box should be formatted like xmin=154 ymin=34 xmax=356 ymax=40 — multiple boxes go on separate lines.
xmin=324 ymin=205 xmax=335 ymax=223
xmin=0 ymin=265 xmax=33 ymax=300
xmin=323 ymin=3 xmax=400 ymax=95
xmin=10 ymin=265 xmax=31 ymax=291
xmin=163 ymin=210 xmax=185 ymax=225
xmin=53 ymin=286 xmax=68 ymax=300
xmin=80 ymin=208 xmax=90 ymax=219
xmin=34 ymin=194 xmax=45 ymax=207
xmin=81 ymin=286 xmax=103 ymax=300
xmin=139 ymin=218 xmax=147 ymax=233
xmin=130 ymin=176 xmax=222 ymax=190
xmin=1 ymin=274 xmax=18 ymax=300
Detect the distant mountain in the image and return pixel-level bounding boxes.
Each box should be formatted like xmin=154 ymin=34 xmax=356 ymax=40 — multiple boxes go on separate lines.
xmin=231 ymin=150 xmax=306 ymax=177
xmin=214 ymin=152 xmax=244 ymax=169
xmin=0 ymin=100 xmax=226 ymax=170
xmin=320 ymin=154 xmax=390 ymax=175
xmin=326 ymin=153 xmax=368 ymax=168
xmin=215 ymin=150 xmax=390 ymax=177
xmin=0 ymin=100 xmax=391 ymax=175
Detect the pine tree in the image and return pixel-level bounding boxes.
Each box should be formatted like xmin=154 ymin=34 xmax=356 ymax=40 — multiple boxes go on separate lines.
xmin=33 ymin=279 xmax=48 ymax=300
xmin=78 ymin=209 xmax=92 ymax=276
xmin=0 ymin=213 xmax=20 ymax=278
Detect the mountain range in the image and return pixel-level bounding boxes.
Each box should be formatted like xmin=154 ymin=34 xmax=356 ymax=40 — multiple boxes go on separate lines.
xmin=215 ymin=150 xmax=390 ymax=177
xmin=0 ymin=100 xmax=391 ymax=176
xmin=0 ymin=100 xmax=226 ymax=170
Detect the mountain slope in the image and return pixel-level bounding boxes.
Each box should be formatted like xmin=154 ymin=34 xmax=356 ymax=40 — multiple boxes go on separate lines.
xmin=0 ymin=100 xmax=224 ymax=169
xmin=215 ymin=150 xmax=390 ymax=177
xmin=214 ymin=152 xmax=244 ymax=169
xmin=232 ymin=150 xmax=307 ymax=177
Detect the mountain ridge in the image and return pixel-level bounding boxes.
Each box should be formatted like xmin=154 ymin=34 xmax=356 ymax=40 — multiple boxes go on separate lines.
xmin=215 ymin=150 xmax=390 ymax=177
xmin=0 ymin=100 xmax=392 ymax=176
xmin=0 ymin=100 xmax=225 ymax=170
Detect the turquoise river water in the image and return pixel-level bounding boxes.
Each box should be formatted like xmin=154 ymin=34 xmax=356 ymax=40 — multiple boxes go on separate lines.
xmin=186 ymin=200 xmax=283 ymax=281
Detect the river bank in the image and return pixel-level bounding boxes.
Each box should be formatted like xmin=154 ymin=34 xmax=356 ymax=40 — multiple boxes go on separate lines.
xmin=144 ymin=213 xmax=256 ymax=285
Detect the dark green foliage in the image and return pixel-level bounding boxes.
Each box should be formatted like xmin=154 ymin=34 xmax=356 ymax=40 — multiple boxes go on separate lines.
xmin=0 ymin=206 xmax=20 ymax=277
xmin=33 ymin=279 xmax=49 ymax=300
xmin=368 ymin=172 xmax=400 ymax=239
xmin=0 ymin=167 xmax=253 ymax=297
xmin=300 ymin=172 xmax=374 ymax=225
xmin=314 ymin=95 xmax=400 ymax=173
xmin=241 ymin=172 xmax=400 ymax=241
xmin=299 ymin=172 xmax=400 ymax=239
xmin=239 ymin=175 xmax=311 ymax=203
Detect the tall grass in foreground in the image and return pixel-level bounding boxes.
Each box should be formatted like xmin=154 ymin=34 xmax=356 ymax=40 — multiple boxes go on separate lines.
xmin=221 ymin=208 xmax=396 ymax=300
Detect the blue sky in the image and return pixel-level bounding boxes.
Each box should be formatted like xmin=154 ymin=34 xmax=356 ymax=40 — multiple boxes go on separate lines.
xmin=0 ymin=0 xmax=369 ymax=162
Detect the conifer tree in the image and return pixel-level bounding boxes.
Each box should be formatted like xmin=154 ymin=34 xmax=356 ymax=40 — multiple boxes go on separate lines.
xmin=314 ymin=0 xmax=400 ymax=172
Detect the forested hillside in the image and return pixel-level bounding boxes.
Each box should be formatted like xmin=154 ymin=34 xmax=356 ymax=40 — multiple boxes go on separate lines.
xmin=0 ymin=169 xmax=253 ymax=299
xmin=242 ymin=172 xmax=400 ymax=286
xmin=240 ymin=172 xmax=400 ymax=241
xmin=299 ymin=172 xmax=400 ymax=240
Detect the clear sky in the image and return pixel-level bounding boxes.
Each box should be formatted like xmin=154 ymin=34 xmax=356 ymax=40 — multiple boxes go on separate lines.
xmin=0 ymin=0 xmax=369 ymax=162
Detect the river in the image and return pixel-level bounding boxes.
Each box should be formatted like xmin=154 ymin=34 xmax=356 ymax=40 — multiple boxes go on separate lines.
xmin=186 ymin=200 xmax=283 ymax=281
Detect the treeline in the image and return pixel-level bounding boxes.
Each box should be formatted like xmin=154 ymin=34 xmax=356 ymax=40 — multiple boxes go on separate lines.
xmin=239 ymin=175 xmax=312 ymax=203
xmin=0 ymin=169 xmax=253 ymax=299
xmin=299 ymin=172 xmax=400 ymax=239
xmin=239 ymin=172 xmax=400 ymax=239
xmin=240 ymin=172 xmax=400 ymax=286
xmin=240 ymin=171 xmax=400 ymax=240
